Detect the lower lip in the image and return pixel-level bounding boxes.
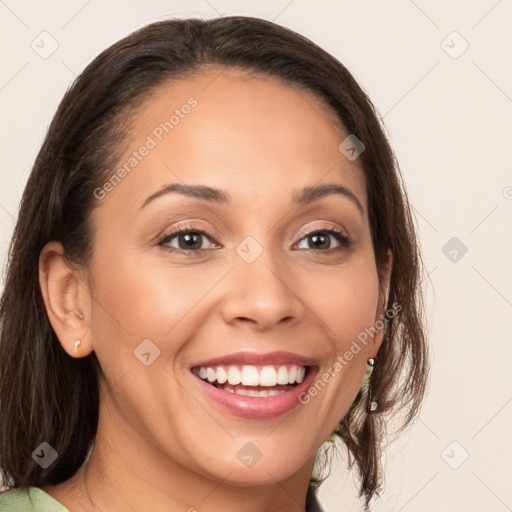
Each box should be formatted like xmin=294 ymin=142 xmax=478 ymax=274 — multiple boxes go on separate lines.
xmin=192 ymin=367 xmax=319 ymax=420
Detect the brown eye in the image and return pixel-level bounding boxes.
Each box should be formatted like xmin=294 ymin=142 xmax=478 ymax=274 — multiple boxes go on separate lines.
xmin=159 ymin=228 xmax=217 ymax=253
xmin=307 ymin=233 xmax=332 ymax=250
xmin=295 ymin=228 xmax=351 ymax=251
xmin=174 ymin=232 xmax=204 ymax=251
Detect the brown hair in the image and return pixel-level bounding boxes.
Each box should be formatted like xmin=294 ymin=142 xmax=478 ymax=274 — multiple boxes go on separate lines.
xmin=0 ymin=16 xmax=428 ymax=510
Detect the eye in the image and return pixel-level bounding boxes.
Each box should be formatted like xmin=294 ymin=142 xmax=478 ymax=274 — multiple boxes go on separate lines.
xmin=294 ymin=226 xmax=352 ymax=252
xmin=158 ymin=224 xmax=219 ymax=253
xmin=157 ymin=223 xmax=351 ymax=254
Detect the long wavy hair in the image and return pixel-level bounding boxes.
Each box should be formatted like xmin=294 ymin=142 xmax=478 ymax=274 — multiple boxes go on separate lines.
xmin=0 ymin=16 xmax=429 ymax=510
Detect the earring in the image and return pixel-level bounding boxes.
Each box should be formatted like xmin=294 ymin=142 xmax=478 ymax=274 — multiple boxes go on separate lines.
xmin=73 ymin=340 xmax=81 ymax=352
xmin=366 ymin=358 xmax=378 ymax=413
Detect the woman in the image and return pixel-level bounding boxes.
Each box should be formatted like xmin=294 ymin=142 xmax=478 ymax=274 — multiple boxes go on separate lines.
xmin=0 ymin=16 xmax=428 ymax=511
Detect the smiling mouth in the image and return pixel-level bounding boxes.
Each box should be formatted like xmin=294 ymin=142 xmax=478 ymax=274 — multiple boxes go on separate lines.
xmin=191 ymin=364 xmax=310 ymax=397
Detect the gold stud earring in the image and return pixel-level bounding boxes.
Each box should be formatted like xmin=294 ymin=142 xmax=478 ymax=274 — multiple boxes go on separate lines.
xmin=73 ymin=340 xmax=81 ymax=352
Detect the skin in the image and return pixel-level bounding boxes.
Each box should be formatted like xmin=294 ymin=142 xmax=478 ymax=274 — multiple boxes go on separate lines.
xmin=39 ymin=69 xmax=392 ymax=511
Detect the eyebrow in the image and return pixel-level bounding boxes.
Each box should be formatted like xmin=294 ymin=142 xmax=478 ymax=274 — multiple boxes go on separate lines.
xmin=141 ymin=182 xmax=364 ymax=215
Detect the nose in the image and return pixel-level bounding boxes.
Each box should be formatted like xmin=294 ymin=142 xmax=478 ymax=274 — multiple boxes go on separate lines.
xmin=219 ymin=248 xmax=304 ymax=331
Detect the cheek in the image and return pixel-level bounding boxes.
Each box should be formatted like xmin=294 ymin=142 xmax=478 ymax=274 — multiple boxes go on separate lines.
xmin=90 ymin=246 xmax=201 ymax=339
xmin=298 ymin=256 xmax=380 ymax=420
xmin=305 ymin=255 xmax=380 ymax=349
xmin=86 ymin=241 xmax=195 ymax=384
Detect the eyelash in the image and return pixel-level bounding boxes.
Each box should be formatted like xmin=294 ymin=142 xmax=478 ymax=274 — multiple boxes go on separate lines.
xmin=157 ymin=223 xmax=352 ymax=254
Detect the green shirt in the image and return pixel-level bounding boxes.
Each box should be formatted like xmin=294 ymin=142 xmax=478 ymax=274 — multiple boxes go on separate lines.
xmin=0 ymin=486 xmax=324 ymax=511
xmin=0 ymin=487 xmax=69 ymax=511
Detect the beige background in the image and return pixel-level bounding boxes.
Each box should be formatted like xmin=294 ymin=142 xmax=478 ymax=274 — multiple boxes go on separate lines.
xmin=1 ymin=1 xmax=511 ymax=510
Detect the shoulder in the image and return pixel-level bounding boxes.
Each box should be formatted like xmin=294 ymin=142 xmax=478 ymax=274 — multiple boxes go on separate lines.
xmin=0 ymin=486 xmax=69 ymax=511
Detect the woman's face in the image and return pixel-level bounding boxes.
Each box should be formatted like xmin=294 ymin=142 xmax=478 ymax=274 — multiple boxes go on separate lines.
xmin=84 ymin=70 xmax=390 ymax=485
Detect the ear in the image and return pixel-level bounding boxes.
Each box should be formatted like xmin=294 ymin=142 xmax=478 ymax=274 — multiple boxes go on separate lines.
xmin=370 ymin=248 xmax=393 ymax=357
xmin=39 ymin=241 xmax=93 ymax=358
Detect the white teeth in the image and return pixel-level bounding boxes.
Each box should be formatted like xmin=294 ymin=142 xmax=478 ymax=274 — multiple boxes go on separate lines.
xmin=287 ymin=365 xmax=297 ymax=384
xmin=220 ymin=384 xmax=286 ymax=397
xmin=241 ymin=366 xmax=260 ymax=386
xmin=259 ymin=366 xmax=277 ymax=386
xmin=216 ymin=366 xmax=228 ymax=384
xmin=194 ymin=364 xmax=308 ymax=386
xmin=276 ymin=366 xmax=289 ymax=385
xmin=227 ymin=366 xmax=242 ymax=385
xmin=206 ymin=367 xmax=216 ymax=383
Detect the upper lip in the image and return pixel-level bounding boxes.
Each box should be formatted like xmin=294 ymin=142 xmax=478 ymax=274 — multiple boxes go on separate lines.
xmin=190 ymin=350 xmax=318 ymax=369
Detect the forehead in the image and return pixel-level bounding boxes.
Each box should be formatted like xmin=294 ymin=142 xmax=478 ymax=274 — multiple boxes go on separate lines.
xmin=103 ymin=69 xmax=367 ymax=213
